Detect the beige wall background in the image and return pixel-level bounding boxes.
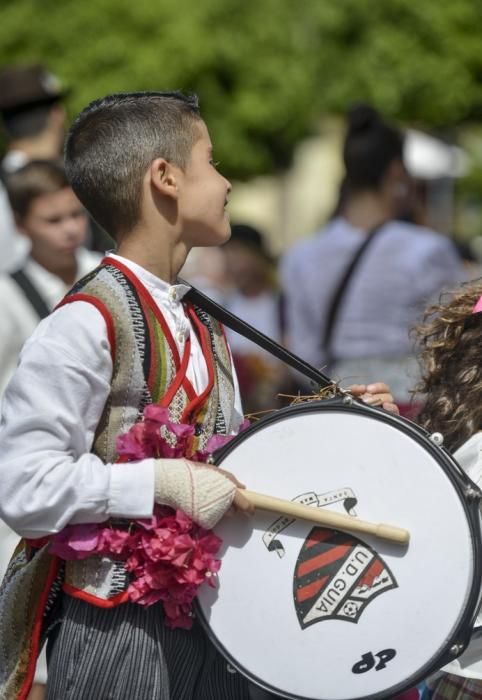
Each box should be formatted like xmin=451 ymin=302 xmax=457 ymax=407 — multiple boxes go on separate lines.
xmin=228 ymin=118 xmax=344 ymax=256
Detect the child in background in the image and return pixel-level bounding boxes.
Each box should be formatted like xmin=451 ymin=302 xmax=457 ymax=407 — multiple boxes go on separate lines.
xmin=223 ymin=223 xmax=291 ymax=414
xmin=0 ymin=159 xmax=99 ymax=395
xmin=413 ymin=280 xmax=482 ymax=700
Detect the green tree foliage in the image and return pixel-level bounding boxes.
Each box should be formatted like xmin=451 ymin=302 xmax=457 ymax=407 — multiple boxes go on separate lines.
xmin=1 ymin=0 xmax=482 ymax=178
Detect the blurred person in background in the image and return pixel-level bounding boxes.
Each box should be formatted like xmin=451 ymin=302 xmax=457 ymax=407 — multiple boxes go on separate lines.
xmin=180 ymin=245 xmax=229 ymax=304
xmin=455 ymin=240 xmax=482 ymax=280
xmin=406 ymin=280 xmax=482 ymax=700
xmin=280 ymin=104 xmax=466 ymax=414
xmin=0 ymin=160 xmax=100 ymax=700
xmin=0 ymin=64 xmax=68 ymax=273
xmin=0 ymin=160 xmax=101 ymax=394
xmin=0 ymin=64 xmax=67 ymax=173
xmin=223 ymin=223 xmax=293 ymax=414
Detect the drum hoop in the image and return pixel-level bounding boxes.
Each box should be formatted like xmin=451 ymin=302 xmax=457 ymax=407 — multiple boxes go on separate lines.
xmin=195 ymin=399 xmax=482 ymax=700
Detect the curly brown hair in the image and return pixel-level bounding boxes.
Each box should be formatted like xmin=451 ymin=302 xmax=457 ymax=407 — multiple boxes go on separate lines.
xmin=413 ymin=280 xmax=482 ymax=453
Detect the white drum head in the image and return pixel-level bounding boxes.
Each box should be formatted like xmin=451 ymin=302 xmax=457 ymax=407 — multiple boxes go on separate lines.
xmin=197 ymin=402 xmax=480 ymax=700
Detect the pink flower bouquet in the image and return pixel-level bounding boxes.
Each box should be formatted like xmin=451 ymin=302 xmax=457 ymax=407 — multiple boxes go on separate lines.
xmin=50 ymin=405 xmax=248 ymax=628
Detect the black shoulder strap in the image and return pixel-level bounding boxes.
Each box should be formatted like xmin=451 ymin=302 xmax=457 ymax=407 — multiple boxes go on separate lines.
xmin=323 ymin=222 xmax=387 ymax=366
xmin=10 ymin=269 xmax=51 ymax=320
xmin=183 ymin=282 xmax=334 ymax=390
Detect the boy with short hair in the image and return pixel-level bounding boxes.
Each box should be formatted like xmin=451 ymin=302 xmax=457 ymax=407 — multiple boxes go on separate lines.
xmin=0 ymin=91 xmax=254 ymax=700
xmin=0 ymin=159 xmax=99 ymax=395
xmin=0 ymin=92 xmax=394 ymax=700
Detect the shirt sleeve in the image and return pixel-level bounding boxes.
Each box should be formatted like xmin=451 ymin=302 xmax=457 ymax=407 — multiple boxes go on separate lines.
xmin=0 ymin=301 xmax=155 ymax=539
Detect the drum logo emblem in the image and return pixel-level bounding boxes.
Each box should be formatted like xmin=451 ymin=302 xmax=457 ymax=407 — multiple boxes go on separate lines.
xmin=294 ymin=527 xmax=398 ymax=629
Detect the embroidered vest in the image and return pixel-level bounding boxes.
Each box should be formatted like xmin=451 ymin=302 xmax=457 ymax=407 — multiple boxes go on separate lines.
xmin=0 ymin=257 xmax=236 ymax=699
xmin=62 ymin=257 xmax=236 ymax=603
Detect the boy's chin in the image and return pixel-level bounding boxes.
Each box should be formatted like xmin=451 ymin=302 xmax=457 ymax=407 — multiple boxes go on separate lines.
xmin=193 ymin=224 xmax=231 ymax=247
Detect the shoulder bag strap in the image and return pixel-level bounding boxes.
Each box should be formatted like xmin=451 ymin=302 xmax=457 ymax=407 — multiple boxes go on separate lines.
xmin=10 ymin=269 xmax=51 ymax=320
xmin=323 ymin=222 xmax=387 ymax=368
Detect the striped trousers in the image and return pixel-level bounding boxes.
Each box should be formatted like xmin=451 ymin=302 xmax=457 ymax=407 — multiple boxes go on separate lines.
xmin=430 ymin=673 xmax=482 ymax=700
xmin=45 ymin=596 xmax=251 ymax=700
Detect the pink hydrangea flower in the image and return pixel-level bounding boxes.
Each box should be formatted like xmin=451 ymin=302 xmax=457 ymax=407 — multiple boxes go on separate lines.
xmin=50 ymin=524 xmax=101 ymax=560
xmin=49 ymin=405 xmax=247 ymax=628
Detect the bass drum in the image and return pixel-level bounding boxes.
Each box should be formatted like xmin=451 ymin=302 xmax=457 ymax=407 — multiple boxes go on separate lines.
xmin=197 ymin=399 xmax=482 ymax=700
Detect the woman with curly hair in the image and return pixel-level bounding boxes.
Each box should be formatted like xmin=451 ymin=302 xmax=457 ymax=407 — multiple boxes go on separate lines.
xmin=413 ymin=280 xmax=482 ymax=700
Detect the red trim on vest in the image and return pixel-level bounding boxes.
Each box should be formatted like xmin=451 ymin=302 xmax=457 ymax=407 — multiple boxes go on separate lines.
xmin=103 ymin=256 xmax=181 ymax=368
xmin=18 ymin=555 xmax=61 ymax=700
xmin=56 ymin=293 xmax=116 ymax=362
xmin=161 ymin=335 xmax=194 ymax=407
xmin=63 ymin=582 xmax=129 ymax=607
xmin=181 ymin=306 xmax=215 ymax=422
xmin=182 ymin=363 xmax=196 ymax=401
xmin=178 ymin=351 xmax=196 ymax=403
xmin=104 ymin=256 xmax=208 ymax=409
xmin=178 ymin=313 xmax=198 ymax=402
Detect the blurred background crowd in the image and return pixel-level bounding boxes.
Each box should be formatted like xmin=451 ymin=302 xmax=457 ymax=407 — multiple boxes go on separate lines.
xmin=1 ymin=0 xmax=482 ymax=419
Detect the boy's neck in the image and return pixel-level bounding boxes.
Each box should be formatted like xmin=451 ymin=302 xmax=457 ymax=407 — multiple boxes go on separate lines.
xmin=116 ymin=230 xmax=188 ymax=285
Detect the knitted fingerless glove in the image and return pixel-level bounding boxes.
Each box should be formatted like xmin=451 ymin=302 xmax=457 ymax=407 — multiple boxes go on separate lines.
xmin=154 ymin=458 xmax=236 ymax=529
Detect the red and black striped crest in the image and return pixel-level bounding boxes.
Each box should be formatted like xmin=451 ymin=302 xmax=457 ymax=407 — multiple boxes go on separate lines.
xmin=294 ymin=527 xmax=397 ymax=629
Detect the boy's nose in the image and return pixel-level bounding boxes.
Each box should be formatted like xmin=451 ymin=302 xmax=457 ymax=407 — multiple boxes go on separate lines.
xmin=64 ymin=218 xmax=86 ymax=240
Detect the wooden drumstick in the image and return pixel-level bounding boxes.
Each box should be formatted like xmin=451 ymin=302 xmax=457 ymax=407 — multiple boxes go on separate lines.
xmin=243 ymin=490 xmax=410 ymax=545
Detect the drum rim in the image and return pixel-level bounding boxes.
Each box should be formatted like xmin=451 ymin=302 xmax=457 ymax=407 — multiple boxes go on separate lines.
xmin=195 ymin=399 xmax=482 ymax=700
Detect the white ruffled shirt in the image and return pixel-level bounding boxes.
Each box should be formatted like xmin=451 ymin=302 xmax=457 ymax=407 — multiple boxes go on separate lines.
xmin=0 ymin=254 xmax=243 ymax=540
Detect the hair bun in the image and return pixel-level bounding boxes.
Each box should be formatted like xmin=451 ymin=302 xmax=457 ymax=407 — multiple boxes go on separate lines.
xmin=347 ymin=103 xmax=379 ymax=133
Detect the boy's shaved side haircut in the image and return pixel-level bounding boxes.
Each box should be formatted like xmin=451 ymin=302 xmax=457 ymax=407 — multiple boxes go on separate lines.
xmin=5 ymin=159 xmax=69 ymax=218
xmin=64 ymin=91 xmax=201 ymax=239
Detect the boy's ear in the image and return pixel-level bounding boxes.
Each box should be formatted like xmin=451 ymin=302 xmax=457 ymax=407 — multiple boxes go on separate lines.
xmin=149 ymin=158 xmax=180 ymax=200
